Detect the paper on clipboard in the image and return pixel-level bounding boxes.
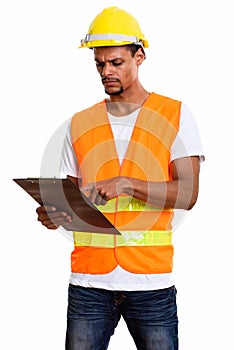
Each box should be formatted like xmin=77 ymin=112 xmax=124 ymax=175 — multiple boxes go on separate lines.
xmin=13 ymin=178 xmax=120 ymax=235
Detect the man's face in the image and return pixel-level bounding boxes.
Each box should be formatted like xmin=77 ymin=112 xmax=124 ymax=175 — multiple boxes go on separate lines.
xmin=93 ymin=46 xmax=140 ymax=96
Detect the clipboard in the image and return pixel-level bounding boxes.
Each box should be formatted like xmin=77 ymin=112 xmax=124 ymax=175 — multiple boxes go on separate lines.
xmin=13 ymin=178 xmax=120 ymax=235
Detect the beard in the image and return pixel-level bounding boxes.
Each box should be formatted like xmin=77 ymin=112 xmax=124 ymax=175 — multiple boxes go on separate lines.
xmin=104 ymin=86 xmax=124 ymax=95
xmin=102 ymin=77 xmax=123 ymax=96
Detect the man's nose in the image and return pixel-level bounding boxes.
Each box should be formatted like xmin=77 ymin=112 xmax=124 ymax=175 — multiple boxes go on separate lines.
xmin=102 ymin=63 xmax=114 ymax=77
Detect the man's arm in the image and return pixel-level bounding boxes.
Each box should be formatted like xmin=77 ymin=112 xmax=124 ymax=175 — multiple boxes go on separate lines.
xmin=82 ymin=156 xmax=200 ymax=210
xmin=127 ymin=156 xmax=200 ymax=210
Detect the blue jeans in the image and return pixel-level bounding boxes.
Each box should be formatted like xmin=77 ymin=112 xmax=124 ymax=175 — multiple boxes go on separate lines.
xmin=65 ymin=284 xmax=178 ymax=350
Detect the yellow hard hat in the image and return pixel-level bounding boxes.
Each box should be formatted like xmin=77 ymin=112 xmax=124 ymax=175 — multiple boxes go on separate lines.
xmin=80 ymin=6 xmax=149 ymax=48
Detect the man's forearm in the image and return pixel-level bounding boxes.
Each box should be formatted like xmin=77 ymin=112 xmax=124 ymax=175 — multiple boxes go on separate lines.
xmin=122 ymin=156 xmax=200 ymax=210
xmin=81 ymin=157 xmax=200 ymax=209
xmin=122 ymin=177 xmax=196 ymax=210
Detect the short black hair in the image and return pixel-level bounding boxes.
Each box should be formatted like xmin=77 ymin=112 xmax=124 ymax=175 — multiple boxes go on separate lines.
xmin=125 ymin=44 xmax=146 ymax=58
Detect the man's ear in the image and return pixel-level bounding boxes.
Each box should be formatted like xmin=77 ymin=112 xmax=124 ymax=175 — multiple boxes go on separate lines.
xmin=135 ymin=48 xmax=146 ymax=66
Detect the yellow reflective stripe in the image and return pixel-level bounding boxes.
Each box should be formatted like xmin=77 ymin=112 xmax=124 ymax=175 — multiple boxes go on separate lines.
xmin=119 ymin=231 xmax=172 ymax=246
xmin=73 ymin=230 xmax=172 ymax=248
xmin=73 ymin=232 xmax=114 ymax=247
xmin=97 ymin=197 xmax=173 ymax=213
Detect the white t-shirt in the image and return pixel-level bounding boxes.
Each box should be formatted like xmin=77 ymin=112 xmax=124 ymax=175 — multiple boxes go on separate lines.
xmin=60 ymin=102 xmax=204 ymax=291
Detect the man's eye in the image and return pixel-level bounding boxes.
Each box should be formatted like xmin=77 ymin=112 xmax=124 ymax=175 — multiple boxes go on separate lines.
xmin=113 ymin=62 xmax=122 ymax=66
xmin=95 ymin=62 xmax=104 ymax=67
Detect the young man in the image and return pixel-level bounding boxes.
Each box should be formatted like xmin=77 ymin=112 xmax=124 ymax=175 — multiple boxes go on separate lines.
xmin=37 ymin=6 xmax=204 ymax=350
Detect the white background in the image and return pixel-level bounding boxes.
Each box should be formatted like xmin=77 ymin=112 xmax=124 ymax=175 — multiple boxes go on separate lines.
xmin=1 ymin=0 xmax=233 ymax=349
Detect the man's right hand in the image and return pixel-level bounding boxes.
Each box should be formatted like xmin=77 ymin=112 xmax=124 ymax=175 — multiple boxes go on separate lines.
xmin=36 ymin=205 xmax=72 ymax=230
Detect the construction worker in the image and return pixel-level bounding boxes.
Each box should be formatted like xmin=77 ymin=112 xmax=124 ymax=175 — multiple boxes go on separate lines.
xmin=36 ymin=6 xmax=204 ymax=350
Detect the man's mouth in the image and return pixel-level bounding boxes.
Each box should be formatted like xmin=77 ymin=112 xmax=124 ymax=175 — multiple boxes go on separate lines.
xmin=102 ymin=78 xmax=119 ymax=86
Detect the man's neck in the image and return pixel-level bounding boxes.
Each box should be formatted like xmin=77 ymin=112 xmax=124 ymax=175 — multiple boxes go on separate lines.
xmin=106 ymin=88 xmax=149 ymax=117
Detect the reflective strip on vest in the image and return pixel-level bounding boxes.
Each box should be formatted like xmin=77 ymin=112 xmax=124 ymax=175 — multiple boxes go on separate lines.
xmin=73 ymin=195 xmax=174 ymax=248
xmin=73 ymin=230 xmax=172 ymax=248
xmin=97 ymin=197 xmax=166 ymax=212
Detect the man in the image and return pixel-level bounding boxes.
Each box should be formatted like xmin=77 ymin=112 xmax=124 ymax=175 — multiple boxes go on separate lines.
xmin=37 ymin=6 xmax=204 ymax=350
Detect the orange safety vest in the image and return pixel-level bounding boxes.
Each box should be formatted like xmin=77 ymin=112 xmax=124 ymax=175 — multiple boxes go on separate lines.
xmin=70 ymin=92 xmax=181 ymax=274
